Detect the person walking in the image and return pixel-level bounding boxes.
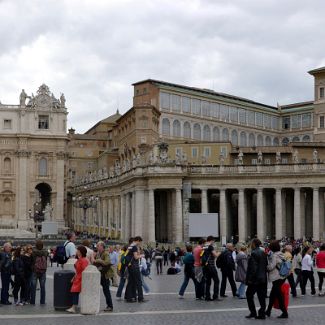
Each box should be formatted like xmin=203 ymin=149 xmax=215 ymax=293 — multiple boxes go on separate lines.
xmin=178 ymin=245 xmax=197 ymax=299
xmin=66 ymin=246 xmax=89 ymax=313
xmin=284 ymin=245 xmax=297 ymax=298
xmin=124 ymin=236 xmax=145 ymax=303
xmin=153 ymin=247 xmax=163 ymax=275
xmin=293 ymin=246 xmax=303 ymax=291
xmin=218 ymin=243 xmax=237 ymax=297
xmin=202 ymin=236 xmax=220 ymax=301
xmin=301 ymin=246 xmax=316 ymax=296
xmin=245 ymin=238 xmax=267 ymax=320
xmin=12 ymin=247 xmax=25 ymax=306
xmin=265 ymin=240 xmax=288 ymax=319
xmin=30 ymin=240 xmax=48 ymax=305
xmin=109 ymin=246 xmax=119 ymax=286
xmin=316 ymin=243 xmax=325 ymax=296
xmin=0 ymin=242 xmax=13 ymax=305
xmin=193 ymin=238 xmax=205 ymax=300
xmin=235 ymin=245 xmax=248 ymax=299
xmin=139 ymin=251 xmax=150 ymax=295
xmin=116 ymin=244 xmax=129 ymax=300
xmin=94 ymin=241 xmax=114 ymax=311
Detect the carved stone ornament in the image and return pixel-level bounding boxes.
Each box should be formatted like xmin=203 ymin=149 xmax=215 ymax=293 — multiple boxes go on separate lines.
xmin=26 ymin=84 xmax=62 ymax=110
xmin=158 ymin=142 xmax=169 ymax=163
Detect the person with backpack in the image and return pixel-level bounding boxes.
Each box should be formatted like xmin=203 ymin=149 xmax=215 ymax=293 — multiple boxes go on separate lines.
xmin=202 ymin=236 xmax=220 ymax=301
xmin=265 ymin=240 xmax=288 ymax=319
xmin=301 ymin=245 xmax=316 ymax=296
xmin=218 ymin=243 xmax=237 ymax=298
xmin=283 ymin=245 xmax=296 ymax=297
xmin=116 ymin=244 xmax=130 ymax=300
xmin=316 ymin=243 xmax=325 ymax=296
xmin=0 ymin=242 xmax=13 ymax=305
xmin=30 ymin=240 xmax=48 ymax=305
xmin=245 ymin=238 xmax=268 ymax=319
xmin=12 ymin=246 xmax=26 ymax=306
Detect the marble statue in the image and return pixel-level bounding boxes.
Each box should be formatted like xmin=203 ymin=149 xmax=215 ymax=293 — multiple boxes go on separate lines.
xmin=257 ymin=150 xmax=263 ymax=165
xmin=19 ymin=89 xmax=28 ymax=106
xmin=60 ymin=93 xmax=66 ymax=108
xmin=44 ymin=203 xmax=53 ymax=221
xmin=132 ymin=155 xmax=137 ymax=168
xmin=313 ymin=149 xmax=318 ymax=163
xmin=238 ymin=150 xmax=243 ymax=165
xmin=276 ymin=151 xmax=281 ymax=164
xmin=293 ymin=149 xmax=299 ymax=164
xmin=219 ymin=153 xmax=225 ymax=166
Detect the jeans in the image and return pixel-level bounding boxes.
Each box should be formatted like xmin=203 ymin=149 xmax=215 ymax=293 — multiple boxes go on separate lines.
xmin=125 ymin=267 xmax=144 ymax=301
xmin=116 ymin=275 xmax=126 ymax=298
xmin=30 ymin=272 xmax=46 ymax=304
xmin=100 ymin=276 xmax=113 ymax=308
xmin=179 ymin=273 xmax=197 ymax=296
xmin=72 ymin=292 xmax=79 ymax=305
xmin=156 ymin=259 xmax=163 ymax=274
xmin=246 ymin=283 xmax=266 ymax=317
xmin=24 ymin=274 xmax=32 ymax=303
xmin=267 ymin=279 xmax=287 ymax=314
xmin=236 ymin=282 xmax=246 ymax=298
xmin=141 ymin=274 xmax=150 ymax=293
xmin=301 ymin=270 xmax=316 ymax=295
xmin=287 ymin=273 xmax=297 ymax=297
xmin=204 ymin=266 xmax=220 ymax=300
xmin=1 ymin=272 xmax=11 ymax=303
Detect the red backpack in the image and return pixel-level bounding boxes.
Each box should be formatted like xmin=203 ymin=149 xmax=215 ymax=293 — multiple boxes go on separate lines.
xmin=35 ymin=255 xmax=47 ymax=274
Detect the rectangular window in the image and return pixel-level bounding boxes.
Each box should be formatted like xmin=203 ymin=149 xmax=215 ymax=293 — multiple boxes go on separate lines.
xmin=291 ymin=114 xmax=301 ymax=129
xmin=4 ymin=119 xmax=12 ymax=129
xmin=264 ymin=114 xmax=272 ymax=129
xmin=302 ymin=113 xmax=311 ymax=128
xmin=282 ymin=158 xmax=288 ymax=164
xmin=175 ymin=147 xmax=182 ymax=156
xmin=220 ymin=146 xmax=227 ymax=158
xmin=256 ymin=112 xmax=263 ymax=127
xmin=320 ymin=87 xmax=324 ymax=99
xmin=238 ymin=109 xmax=246 ymax=124
xmin=229 ymin=107 xmax=238 ymax=122
xmin=210 ymin=103 xmax=219 ymax=118
xmin=272 ymin=116 xmax=279 ymax=130
xmin=202 ymin=101 xmax=210 ymax=116
xmin=171 ymin=94 xmax=181 ymax=112
xmin=220 ymin=105 xmax=229 ymax=121
xmin=234 ymin=159 xmax=239 ymax=165
xmin=203 ymin=147 xmax=211 ymax=157
xmin=182 ymin=96 xmax=191 ymax=113
xmin=192 ymin=147 xmax=198 ymax=157
xmin=264 ymin=158 xmax=271 ymax=165
xmin=251 ymin=159 xmax=257 ymax=165
xmin=247 ymin=110 xmax=255 ymax=126
xmin=320 ymin=116 xmax=325 ymax=128
xmin=282 ymin=116 xmax=290 ymax=129
xmin=160 ymin=92 xmax=170 ymax=110
xmin=38 ymin=115 xmax=49 ymax=129
xmin=192 ymin=99 xmax=201 ymax=115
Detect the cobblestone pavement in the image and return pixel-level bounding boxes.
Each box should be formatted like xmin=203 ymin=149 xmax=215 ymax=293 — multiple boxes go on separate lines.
xmin=1 ymin=264 xmax=325 ymax=325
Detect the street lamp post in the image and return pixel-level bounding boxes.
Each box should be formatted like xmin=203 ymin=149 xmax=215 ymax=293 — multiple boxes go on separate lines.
xmin=72 ymin=195 xmax=99 ymax=234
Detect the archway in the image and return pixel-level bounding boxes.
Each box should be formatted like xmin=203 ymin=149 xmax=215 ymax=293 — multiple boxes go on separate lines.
xmin=35 ymin=183 xmax=52 ymax=218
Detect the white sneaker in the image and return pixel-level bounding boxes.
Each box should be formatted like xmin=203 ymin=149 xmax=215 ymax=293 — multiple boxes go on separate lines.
xmin=144 ymin=292 xmax=150 ymax=296
xmin=66 ymin=306 xmax=76 ymax=313
xmin=178 ymin=295 xmax=184 ymax=299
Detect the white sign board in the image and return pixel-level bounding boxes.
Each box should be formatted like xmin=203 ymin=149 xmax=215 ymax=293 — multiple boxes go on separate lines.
xmin=188 ymin=213 xmax=219 ymax=237
xmin=41 ymin=221 xmax=59 ymax=235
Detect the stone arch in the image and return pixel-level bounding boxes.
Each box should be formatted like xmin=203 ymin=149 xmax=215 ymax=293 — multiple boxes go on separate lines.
xmin=203 ymin=125 xmax=211 ymax=141
xmin=193 ymin=123 xmax=201 ymax=140
xmin=213 ymin=126 xmax=220 ymax=142
xmin=302 ymin=135 xmax=311 ymax=142
xmin=240 ymin=131 xmax=247 ymax=146
xmin=222 ymin=128 xmax=229 ymax=141
xmin=172 ymin=119 xmax=181 ymax=137
xmin=292 ymin=136 xmax=300 ymax=142
xmin=231 ymin=130 xmax=238 ymax=145
xmin=282 ymin=137 xmax=289 ymax=146
xmin=273 ymin=137 xmax=279 ymax=146
xmin=183 ymin=121 xmax=191 ymax=138
xmin=162 ymin=118 xmax=170 ymax=136
xmin=39 ymin=157 xmax=48 ymax=176
xmin=4 ymin=157 xmax=11 ymax=174
xmin=257 ymin=134 xmax=264 ymax=146
xmin=265 ymin=136 xmax=272 ymax=146
xmin=249 ymin=133 xmax=255 ymax=146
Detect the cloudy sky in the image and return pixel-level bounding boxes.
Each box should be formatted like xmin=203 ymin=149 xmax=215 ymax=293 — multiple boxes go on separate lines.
xmin=0 ymin=0 xmax=324 ymax=133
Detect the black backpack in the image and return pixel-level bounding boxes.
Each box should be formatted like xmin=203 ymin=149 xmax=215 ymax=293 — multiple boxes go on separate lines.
xmin=216 ymin=251 xmax=225 ymax=268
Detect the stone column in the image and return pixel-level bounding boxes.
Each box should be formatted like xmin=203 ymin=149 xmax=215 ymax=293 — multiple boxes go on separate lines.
xmin=320 ymin=191 xmax=325 ymax=240
xmin=238 ymin=189 xmax=246 ymax=242
xmin=125 ymin=193 xmax=131 ymax=240
xmin=120 ymin=194 xmax=126 ymax=240
xmin=219 ymin=189 xmax=227 ymax=241
xmin=108 ymin=197 xmax=114 ymax=236
xmin=313 ymin=187 xmax=320 ymax=241
xmin=134 ymin=189 xmax=145 ymax=237
xmin=275 ymin=188 xmax=283 ymax=239
xmin=257 ymin=188 xmax=264 ymax=240
xmin=167 ymin=191 xmax=173 ymax=242
xmin=201 ymin=189 xmax=208 ymax=213
xmin=175 ymin=189 xmax=183 ymax=243
xmin=55 ymin=153 xmax=65 ymax=227
xmin=148 ymin=189 xmax=156 ymax=243
xmin=294 ymin=188 xmax=301 ymax=239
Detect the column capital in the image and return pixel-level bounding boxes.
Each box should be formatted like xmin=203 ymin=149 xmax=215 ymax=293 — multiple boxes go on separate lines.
xmin=313 ymin=187 xmax=319 ymax=191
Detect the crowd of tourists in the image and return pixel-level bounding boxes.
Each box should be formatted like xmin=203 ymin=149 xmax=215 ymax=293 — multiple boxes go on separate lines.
xmin=1 ymin=233 xmax=325 ymax=319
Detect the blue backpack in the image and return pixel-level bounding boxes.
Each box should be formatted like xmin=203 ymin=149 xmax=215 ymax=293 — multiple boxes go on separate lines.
xmin=54 ymin=242 xmax=69 ymax=265
xmin=279 ymin=260 xmax=291 ymax=278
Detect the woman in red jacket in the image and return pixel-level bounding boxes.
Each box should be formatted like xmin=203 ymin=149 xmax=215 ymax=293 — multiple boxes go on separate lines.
xmin=316 ymin=244 xmax=325 ymax=296
xmin=66 ymin=246 xmax=89 ymax=313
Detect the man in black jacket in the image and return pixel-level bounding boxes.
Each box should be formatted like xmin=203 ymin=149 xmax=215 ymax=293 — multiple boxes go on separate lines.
xmin=245 ymin=238 xmax=268 ymax=320
xmin=218 ymin=243 xmax=237 ymax=297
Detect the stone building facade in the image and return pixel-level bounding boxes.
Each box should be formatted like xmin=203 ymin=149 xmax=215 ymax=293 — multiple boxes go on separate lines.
xmin=70 ymin=67 xmax=325 ymax=243
xmin=0 ymin=85 xmax=67 ymax=231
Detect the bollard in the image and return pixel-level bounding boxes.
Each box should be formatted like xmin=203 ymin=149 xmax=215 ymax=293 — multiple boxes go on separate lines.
xmin=64 ymin=258 xmax=77 ymax=272
xmin=80 ymin=265 xmax=101 ymax=315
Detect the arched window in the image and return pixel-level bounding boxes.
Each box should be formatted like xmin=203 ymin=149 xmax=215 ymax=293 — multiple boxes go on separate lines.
xmin=162 ymin=118 xmax=170 ymax=136
xmin=183 ymin=122 xmax=191 ymax=138
xmin=231 ymin=130 xmax=238 ymax=145
xmin=39 ymin=158 xmax=48 ymax=176
xmin=240 ymin=131 xmax=247 ymax=146
xmin=193 ymin=123 xmax=201 ymax=140
xmin=172 ymin=120 xmax=181 ymax=137
xmin=292 ymin=136 xmax=300 ymax=142
xmin=257 ymin=134 xmax=263 ymax=146
xmin=4 ymin=197 xmax=11 ymax=214
xmin=282 ymin=137 xmax=289 ymax=146
xmin=203 ymin=125 xmax=211 ymax=141
xmin=302 ymin=135 xmax=311 ymax=142
xmin=249 ymin=133 xmax=255 ymax=146
xmin=265 ymin=136 xmax=271 ymax=146
xmin=273 ymin=137 xmax=279 ymax=146
xmin=213 ymin=126 xmax=220 ymax=142
xmin=222 ymin=128 xmax=229 ymax=141
xmin=4 ymin=157 xmax=11 ymax=174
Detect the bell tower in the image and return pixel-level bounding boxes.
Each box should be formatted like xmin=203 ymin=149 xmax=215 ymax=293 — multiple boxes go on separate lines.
xmin=309 ymin=67 xmax=325 ymax=141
